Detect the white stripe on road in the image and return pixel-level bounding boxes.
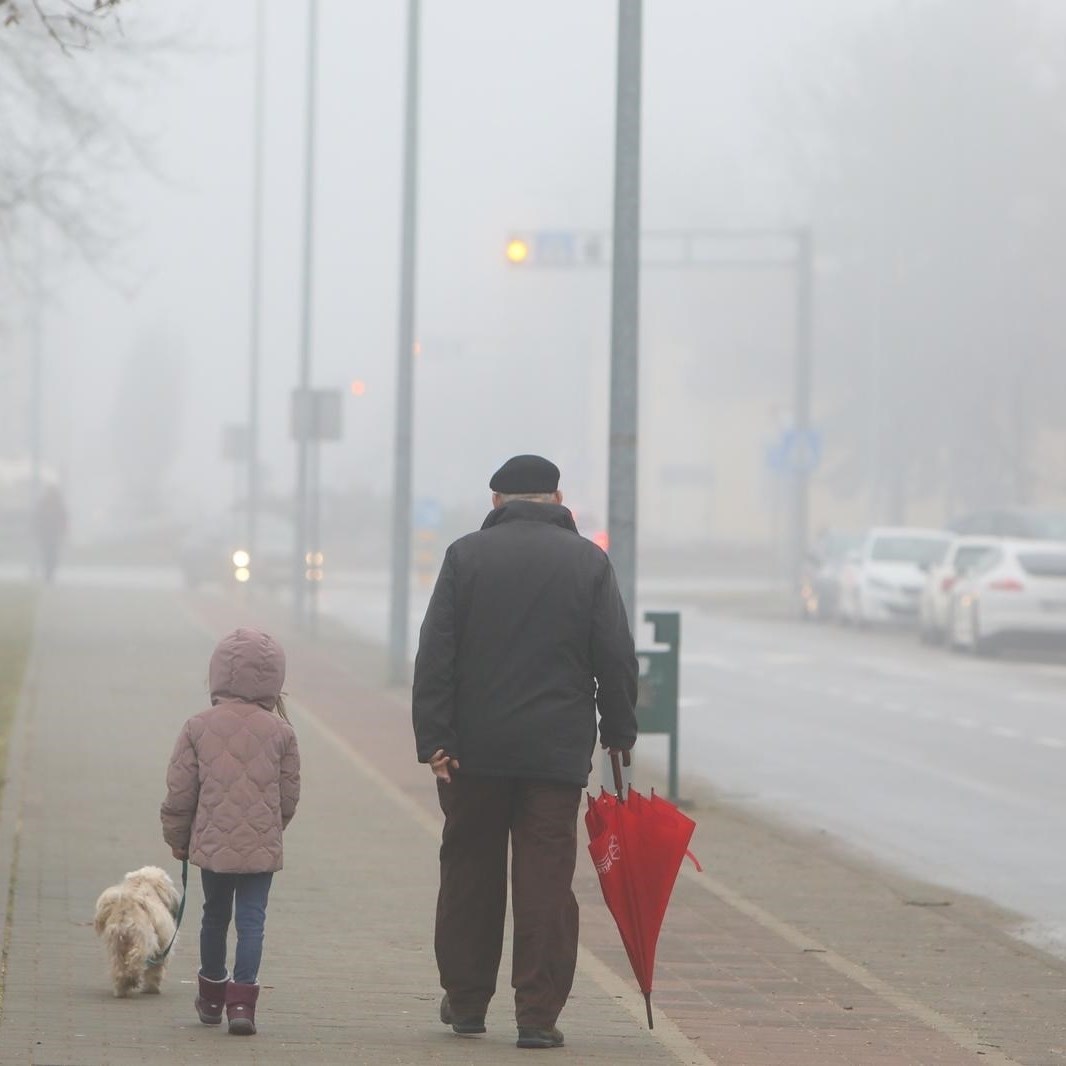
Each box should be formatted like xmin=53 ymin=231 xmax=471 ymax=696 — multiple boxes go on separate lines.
xmin=680 ymin=652 xmax=738 ymax=671
xmin=292 ymin=699 xmax=717 ymax=1066
xmin=764 ymin=652 xmax=812 ymax=666
xmin=1037 ymin=737 xmax=1066 ymax=750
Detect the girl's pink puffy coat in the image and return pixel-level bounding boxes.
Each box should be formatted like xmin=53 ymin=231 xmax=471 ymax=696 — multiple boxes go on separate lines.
xmin=161 ymin=628 xmax=300 ymax=873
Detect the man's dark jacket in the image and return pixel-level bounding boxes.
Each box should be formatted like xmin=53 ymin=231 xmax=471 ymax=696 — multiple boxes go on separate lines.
xmin=412 ymin=501 xmax=638 ymax=787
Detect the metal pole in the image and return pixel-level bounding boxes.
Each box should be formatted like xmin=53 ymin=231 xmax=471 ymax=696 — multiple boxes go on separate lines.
xmin=30 ymin=281 xmax=43 ymax=502
xmin=293 ymin=0 xmax=319 ymax=626
xmin=388 ymin=0 xmax=421 ymax=684
xmin=247 ymin=0 xmax=266 ymax=568
xmin=607 ymin=0 xmax=642 ymax=627
xmin=308 ymin=439 xmax=320 ymax=635
xmin=791 ymin=226 xmax=814 ymax=593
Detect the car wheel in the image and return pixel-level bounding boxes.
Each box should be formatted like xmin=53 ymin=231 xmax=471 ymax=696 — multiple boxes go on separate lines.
xmin=972 ymin=605 xmax=996 ymax=658
xmin=948 ymin=604 xmax=967 ymax=653
xmin=939 ymin=604 xmax=956 ymax=650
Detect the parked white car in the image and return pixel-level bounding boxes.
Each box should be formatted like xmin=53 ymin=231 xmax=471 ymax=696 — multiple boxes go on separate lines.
xmin=918 ymin=536 xmax=999 ymax=644
xmin=838 ymin=527 xmax=951 ymax=626
xmin=949 ymin=539 xmax=1066 ymax=655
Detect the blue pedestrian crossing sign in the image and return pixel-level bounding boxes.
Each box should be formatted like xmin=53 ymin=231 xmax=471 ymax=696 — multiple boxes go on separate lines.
xmin=413 ymin=497 xmax=442 ymax=529
xmin=768 ymin=428 xmax=822 ymax=476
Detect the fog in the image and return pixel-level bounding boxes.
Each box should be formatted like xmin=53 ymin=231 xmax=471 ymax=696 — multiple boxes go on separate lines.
xmin=5 ymin=0 xmax=1066 ymax=569
xmin=14 ymin=1 xmax=1066 ymax=1033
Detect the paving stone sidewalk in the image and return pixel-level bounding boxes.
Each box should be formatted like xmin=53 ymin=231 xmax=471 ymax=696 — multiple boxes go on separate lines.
xmin=1 ymin=582 xmax=1064 ymax=1065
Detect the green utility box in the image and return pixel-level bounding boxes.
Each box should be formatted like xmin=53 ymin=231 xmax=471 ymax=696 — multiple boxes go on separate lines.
xmin=636 ymin=611 xmax=681 ymax=801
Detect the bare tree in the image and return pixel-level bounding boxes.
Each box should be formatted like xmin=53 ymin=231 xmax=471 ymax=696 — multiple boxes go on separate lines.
xmin=0 ymin=0 xmax=169 ymax=282
xmin=0 ymin=0 xmax=124 ymax=53
xmin=786 ymin=0 xmax=1066 ymax=519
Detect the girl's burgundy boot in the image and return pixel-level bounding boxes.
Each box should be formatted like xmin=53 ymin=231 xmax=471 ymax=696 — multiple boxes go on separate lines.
xmin=195 ymin=973 xmax=229 ymax=1025
xmin=226 ymin=981 xmax=260 ymax=1035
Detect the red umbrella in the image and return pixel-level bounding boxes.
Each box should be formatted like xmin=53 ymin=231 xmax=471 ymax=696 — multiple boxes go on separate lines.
xmin=585 ymin=752 xmax=701 ymax=1028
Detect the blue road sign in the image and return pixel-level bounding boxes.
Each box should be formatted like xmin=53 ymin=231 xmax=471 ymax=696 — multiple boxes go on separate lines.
xmin=413 ymin=497 xmax=442 ymax=529
xmin=768 ymin=428 xmax=822 ymax=477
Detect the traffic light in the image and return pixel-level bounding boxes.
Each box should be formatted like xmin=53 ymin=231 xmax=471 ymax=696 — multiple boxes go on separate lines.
xmin=505 ymin=237 xmax=530 ymax=264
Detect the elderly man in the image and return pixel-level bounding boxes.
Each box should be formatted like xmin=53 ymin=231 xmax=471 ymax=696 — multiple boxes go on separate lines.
xmin=412 ymin=454 xmax=638 ymax=1050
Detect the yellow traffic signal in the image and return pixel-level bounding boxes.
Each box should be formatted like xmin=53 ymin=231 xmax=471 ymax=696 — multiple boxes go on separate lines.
xmin=505 ymin=237 xmax=530 ymax=264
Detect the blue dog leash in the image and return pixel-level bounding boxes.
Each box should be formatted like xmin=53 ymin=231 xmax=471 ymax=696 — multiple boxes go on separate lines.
xmin=147 ymin=858 xmax=188 ymax=968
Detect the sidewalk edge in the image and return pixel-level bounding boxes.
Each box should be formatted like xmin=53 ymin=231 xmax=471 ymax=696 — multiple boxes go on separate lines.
xmin=0 ymin=601 xmax=42 ymax=1024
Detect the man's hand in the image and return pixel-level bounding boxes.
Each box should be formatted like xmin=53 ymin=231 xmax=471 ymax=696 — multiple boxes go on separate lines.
xmin=429 ymin=749 xmax=460 ymax=784
xmin=602 ymin=745 xmax=632 ymax=767
xmin=171 ymin=846 xmax=188 ymax=861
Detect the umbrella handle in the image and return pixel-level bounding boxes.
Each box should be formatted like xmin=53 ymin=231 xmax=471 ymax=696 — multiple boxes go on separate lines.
xmin=610 ymin=750 xmax=625 ymax=802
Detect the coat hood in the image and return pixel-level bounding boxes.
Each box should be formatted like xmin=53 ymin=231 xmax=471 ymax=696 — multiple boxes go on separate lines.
xmin=209 ymin=627 xmax=286 ymax=710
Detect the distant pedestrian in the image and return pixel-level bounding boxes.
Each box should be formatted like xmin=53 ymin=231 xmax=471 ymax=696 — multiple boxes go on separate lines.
xmin=413 ymin=455 xmax=638 ymax=1050
xmin=160 ymin=628 xmax=300 ymax=1036
xmin=32 ymin=484 xmax=67 ymax=582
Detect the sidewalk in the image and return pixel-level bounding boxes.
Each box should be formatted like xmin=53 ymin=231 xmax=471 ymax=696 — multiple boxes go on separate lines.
xmin=0 ymin=582 xmax=1063 ymax=1065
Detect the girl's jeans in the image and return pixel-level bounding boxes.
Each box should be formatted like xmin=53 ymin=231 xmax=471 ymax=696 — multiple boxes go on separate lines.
xmin=199 ymin=870 xmax=274 ymax=984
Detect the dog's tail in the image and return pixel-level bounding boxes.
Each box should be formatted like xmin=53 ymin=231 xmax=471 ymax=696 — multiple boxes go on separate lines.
xmin=105 ymin=916 xmax=151 ymax=974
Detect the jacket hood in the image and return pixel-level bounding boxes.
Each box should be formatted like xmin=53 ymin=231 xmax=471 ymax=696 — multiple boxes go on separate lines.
xmin=481 ymin=500 xmax=578 ymax=534
xmin=209 ymin=628 xmax=286 ymax=710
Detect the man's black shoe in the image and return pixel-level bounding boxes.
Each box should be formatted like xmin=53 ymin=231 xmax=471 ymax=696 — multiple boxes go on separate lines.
xmin=439 ymin=994 xmax=486 ymax=1035
xmin=517 ymin=1026 xmax=565 ymax=1049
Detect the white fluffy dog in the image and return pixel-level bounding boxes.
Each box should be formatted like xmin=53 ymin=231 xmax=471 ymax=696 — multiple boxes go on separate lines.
xmin=94 ymin=865 xmax=182 ymax=997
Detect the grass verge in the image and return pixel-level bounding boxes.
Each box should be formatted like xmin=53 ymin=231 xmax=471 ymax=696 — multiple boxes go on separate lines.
xmin=0 ymin=585 xmax=36 ymax=799
xmin=0 ymin=583 xmax=34 ymax=1019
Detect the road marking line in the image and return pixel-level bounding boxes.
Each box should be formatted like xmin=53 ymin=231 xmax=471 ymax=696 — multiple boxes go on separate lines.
xmin=293 ymin=700 xmax=716 ymax=1066
xmin=991 ymin=726 xmax=1021 ymax=739
xmin=679 ymin=866 xmax=1021 ymax=1066
xmin=764 ymin=652 xmax=812 ymax=666
xmin=680 ymin=652 xmax=737 ymax=670
xmin=914 ymin=708 xmax=943 ymax=722
xmin=1037 ymin=737 xmax=1066 ymax=750
xmin=854 ymin=657 xmax=934 ymax=681
xmin=1009 ymin=689 xmax=1058 ymax=705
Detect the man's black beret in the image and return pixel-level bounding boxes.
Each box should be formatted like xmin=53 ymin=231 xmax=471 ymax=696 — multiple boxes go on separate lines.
xmin=489 ymin=454 xmax=560 ymax=494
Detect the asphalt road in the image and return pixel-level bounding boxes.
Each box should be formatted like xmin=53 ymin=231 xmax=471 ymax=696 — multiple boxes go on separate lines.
xmin=659 ymin=606 xmax=1066 ymax=958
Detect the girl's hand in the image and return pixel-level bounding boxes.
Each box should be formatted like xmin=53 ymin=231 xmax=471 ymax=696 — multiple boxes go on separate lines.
xmin=429 ymin=749 xmax=460 ymax=784
xmin=171 ymin=846 xmax=188 ymax=861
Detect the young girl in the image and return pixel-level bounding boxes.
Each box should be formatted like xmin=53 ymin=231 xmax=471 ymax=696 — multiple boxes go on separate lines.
xmin=161 ymin=627 xmax=300 ymax=1036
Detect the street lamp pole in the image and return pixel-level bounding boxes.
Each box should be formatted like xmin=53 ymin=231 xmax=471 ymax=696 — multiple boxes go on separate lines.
xmin=293 ymin=0 xmax=319 ymax=626
xmin=388 ymin=0 xmax=421 ymax=683
xmin=247 ymin=0 xmax=265 ymax=566
xmin=791 ymin=226 xmax=814 ymax=592
xmin=607 ymin=0 xmax=643 ymax=628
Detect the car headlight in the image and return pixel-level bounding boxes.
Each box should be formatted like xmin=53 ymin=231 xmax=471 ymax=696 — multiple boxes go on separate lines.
xmin=232 ymin=549 xmax=251 ymax=568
